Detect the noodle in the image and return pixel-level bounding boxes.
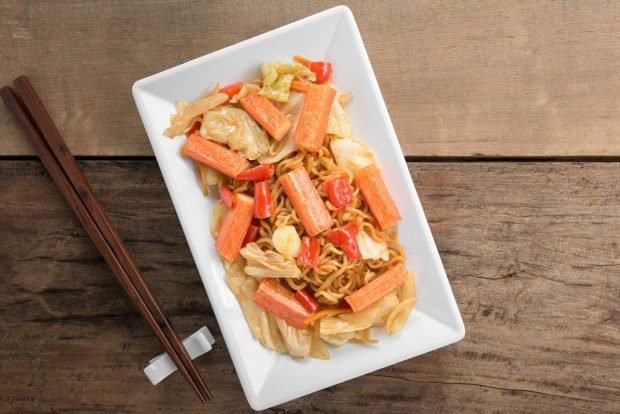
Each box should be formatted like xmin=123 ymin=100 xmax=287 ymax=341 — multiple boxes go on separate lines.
xmin=168 ymin=59 xmax=416 ymax=358
xmin=229 ymin=135 xmax=405 ymax=306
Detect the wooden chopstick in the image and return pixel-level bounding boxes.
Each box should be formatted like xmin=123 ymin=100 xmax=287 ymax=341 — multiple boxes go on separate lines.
xmin=2 ymin=82 xmax=211 ymax=404
xmin=11 ymin=76 xmax=212 ymax=401
xmin=1 ymin=81 xmax=212 ymax=403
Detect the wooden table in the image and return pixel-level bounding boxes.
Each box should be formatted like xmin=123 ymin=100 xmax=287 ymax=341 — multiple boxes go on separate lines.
xmin=1 ymin=1 xmax=618 ymax=413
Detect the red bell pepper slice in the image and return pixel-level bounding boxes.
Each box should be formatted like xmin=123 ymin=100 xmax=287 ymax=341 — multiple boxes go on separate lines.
xmin=236 ymin=164 xmax=275 ymax=181
xmin=297 ymin=236 xmax=320 ymax=268
xmin=219 ymin=82 xmax=243 ymax=100
xmin=186 ymin=120 xmax=201 ymax=136
xmin=294 ymin=288 xmax=319 ymax=313
xmin=242 ymin=220 xmax=261 ymax=247
xmin=325 ymin=175 xmax=353 ymax=208
xmin=309 ymin=62 xmax=333 ymax=84
xmin=219 ymin=186 xmax=236 ymax=209
xmin=327 ymin=222 xmax=361 ymax=260
xmin=253 ymin=181 xmax=274 ymax=219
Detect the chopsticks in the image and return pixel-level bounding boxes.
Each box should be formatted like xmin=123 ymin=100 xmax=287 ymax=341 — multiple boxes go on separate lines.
xmin=1 ymin=77 xmax=212 ymax=404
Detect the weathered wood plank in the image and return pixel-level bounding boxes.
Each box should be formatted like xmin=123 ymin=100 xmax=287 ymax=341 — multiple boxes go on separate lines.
xmin=0 ymin=160 xmax=618 ymax=413
xmin=2 ymin=1 xmax=620 ymax=157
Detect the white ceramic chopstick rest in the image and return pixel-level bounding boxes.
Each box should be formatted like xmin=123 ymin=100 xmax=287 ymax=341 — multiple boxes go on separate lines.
xmin=143 ymin=326 xmax=215 ymax=385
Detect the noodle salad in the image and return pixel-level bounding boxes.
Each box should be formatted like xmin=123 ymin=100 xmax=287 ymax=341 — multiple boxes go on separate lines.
xmin=165 ymin=56 xmax=417 ymax=359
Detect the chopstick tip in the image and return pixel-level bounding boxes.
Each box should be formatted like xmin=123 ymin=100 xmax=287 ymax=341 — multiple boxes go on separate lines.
xmin=0 ymin=85 xmax=14 ymax=97
xmin=0 ymin=85 xmax=19 ymax=107
xmin=13 ymin=75 xmax=31 ymax=85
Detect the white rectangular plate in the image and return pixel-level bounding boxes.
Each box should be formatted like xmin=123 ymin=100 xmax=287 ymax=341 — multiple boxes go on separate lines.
xmin=132 ymin=6 xmax=465 ymax=410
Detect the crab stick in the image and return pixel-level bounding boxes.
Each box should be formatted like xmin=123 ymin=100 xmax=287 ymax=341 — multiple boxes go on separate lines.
xmin=240 ymin=93 xmax=292 ymax=141
xmin=293 ymin=84 xmax=336 ymax=152
xmin=216 ymin=193 xmax=254 ymax=261
xmin=345 ymin=263 xmax=408 ymax=313
xmin=354 ymin=164 xmax=401 ymax=230
xmin=290 ymin=81 xmax=310 ymax=92
xmin=253 ymin=279 xmax=310 ymax=329
xmin=279 ymin=167 xmax=332 ymax=236
xmin=183 ymin=133 xmax=249 ymax=178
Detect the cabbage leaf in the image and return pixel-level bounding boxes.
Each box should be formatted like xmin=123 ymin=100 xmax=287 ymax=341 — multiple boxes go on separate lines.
xmin=259 ymin=62 xmax=315 ymax=102
xmin=201 ymin=106 xmax=269 ymax=160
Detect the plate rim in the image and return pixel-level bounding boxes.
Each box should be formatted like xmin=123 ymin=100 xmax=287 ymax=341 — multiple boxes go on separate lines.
xmin=132 ymin=5 xmax=465 ymax=410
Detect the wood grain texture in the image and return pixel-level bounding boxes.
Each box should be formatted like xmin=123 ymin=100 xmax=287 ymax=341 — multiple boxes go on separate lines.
xmin=0 ymin=160 xmax=618 ymax=413
xmin=2 ymin=0 xmax=620 ymax=157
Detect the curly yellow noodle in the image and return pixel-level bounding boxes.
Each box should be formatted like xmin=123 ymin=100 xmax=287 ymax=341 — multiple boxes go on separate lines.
xmin=228 ymin=134 xmax=412 ymax=334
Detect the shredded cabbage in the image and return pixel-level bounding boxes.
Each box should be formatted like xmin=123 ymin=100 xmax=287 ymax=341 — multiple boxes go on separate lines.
xmin=195 ymin=162 xmax=224 ymax=197
xmin=356 ymin=230 xmax=389 ymax=261
xmin=175 ymin=100 xmax=189 ymax=114
xmin=386 ymin=272 xmax=417 ymax=333
xmin=205 ymin=165 xmax=224 ymax=187
xmin=210 ymin=202 xmax=227 ymax=237
xmin=275 ymin=318 xmax=312 ymax=357
xmin=320 ymin=292 xmax=399 ymax=343
xmin=266 ymin=313 xmax=288 ymax=353
xmin=320 ymin=329 xmax=376 ymax=346
xmin=327 ymin=94 xmax=353 ymax=138
xmin=225 ymin=260 xmax=287 ymax=352
xmin=320 ymin=331 xmax=356 ymax=346
xmin=309 ymin=323 xmax=330 ymax=360
xmin=224 ymin=259 xmax=245 ymax=296
xmin=165 ymin=92 xmax=228 ymax=138
xmin=225 ymin=262 xmax=262 ymax=340
xmin=276 ymin=91 xmax=305 ymax=117
xmin=229 ymin=83 xmax=261 ymax=104
xmin=201 ymin=106 xmax=269 ymax=160
xmin=259 ymin=62 xmax=316 ymax=102
xmin=353 ymin=328 xmax=378 ymax=344
xmin=240 ymin=242 xmax=301 ymax=279
xmin=330 ymin=135 xmax=378 ymax=176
